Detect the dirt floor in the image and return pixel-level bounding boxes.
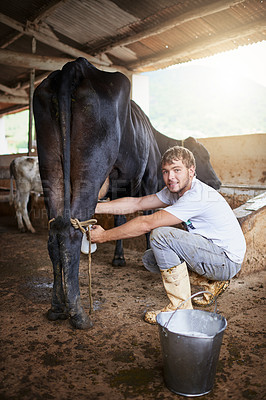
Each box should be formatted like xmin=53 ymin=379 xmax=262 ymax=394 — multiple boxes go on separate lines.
xmin=0 ymin=217 xmax=265 ymax=400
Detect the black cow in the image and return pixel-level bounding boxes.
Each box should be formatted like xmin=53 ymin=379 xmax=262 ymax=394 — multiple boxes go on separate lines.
xmin=33 ymin=58 xmax=162 ymax=329
xmin=33 ymin=58 xmax=221 ymax=329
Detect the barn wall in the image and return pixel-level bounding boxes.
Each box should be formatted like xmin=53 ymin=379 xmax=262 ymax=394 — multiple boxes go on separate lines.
xmin=198 ymin=133 xmax=266 ymax=186
xmin=234 ymin=201 xmax=266 ymax=276
xmin=1 ymin=134 xmax=265 ymax=185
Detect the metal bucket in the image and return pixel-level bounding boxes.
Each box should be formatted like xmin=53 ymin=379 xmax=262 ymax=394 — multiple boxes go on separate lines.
xmin=156 ymin=292 xmax=227 ymax=397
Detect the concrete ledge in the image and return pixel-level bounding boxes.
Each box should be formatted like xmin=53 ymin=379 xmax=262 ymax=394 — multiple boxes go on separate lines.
xmin=234 ymin=192 xmax=266 ymax=275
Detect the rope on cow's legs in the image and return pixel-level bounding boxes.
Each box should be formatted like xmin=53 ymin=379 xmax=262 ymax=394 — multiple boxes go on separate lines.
xmin=48 ymin=217 xmax=97 ymax=315
xmin=86 ymin=226 xmax=93 ymax=314
xmin=70 ymin=218 xmax=97 ymax=315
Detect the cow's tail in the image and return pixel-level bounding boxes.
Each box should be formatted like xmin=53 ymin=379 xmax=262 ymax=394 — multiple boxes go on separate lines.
xmin=9 ymin=160 xmax=15 ymax=206
xmin=58 ymin=60 xmax=89 ymax=222
xmin=58 ymin=66 xmax=73 ymax=221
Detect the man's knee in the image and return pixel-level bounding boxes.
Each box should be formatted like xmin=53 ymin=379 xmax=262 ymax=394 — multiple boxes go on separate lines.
xmin=150 ymin=227 xmax=160 ymax=241
xmin=150 ymin=227 xmax=183 ymax=252
xmin=142 ymin=249 xmax=160 ymax=274
xmin=150 ymin=226 xmax=170 ymax=244
xmin=150 ymin=226 xmax=186 ymax=243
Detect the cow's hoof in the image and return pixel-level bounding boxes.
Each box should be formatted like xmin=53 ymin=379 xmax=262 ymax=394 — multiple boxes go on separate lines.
xmin=19 ymin=227 xmax=27 ymax=233
xmin=70 ymin=314 xmax=93 ymax=330
xmin=47 ymin=308 xmax=68 ymax=321
xmin=112 ymin=256 xmax=126 ymax=267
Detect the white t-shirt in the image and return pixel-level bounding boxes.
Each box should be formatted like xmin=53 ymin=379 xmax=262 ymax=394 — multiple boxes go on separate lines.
xmin=156 ymin=177 xmax=246 ymax=264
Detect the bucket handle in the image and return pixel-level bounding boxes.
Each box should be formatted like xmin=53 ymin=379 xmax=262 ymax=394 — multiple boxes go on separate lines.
xmin=164 ymin=291 xmax=217 ymax=329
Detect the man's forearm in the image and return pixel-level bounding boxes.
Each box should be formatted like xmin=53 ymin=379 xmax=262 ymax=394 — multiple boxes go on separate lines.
xmin=95 ymin=193 xmax=165 ymax=215
xmin=95 ymin=197 xmax=141 ymax=215
xmin=100 ymin=215 xmax=151 ymax=242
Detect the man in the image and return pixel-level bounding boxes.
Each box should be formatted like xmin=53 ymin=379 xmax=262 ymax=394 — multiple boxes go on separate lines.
xmin=89 ymin=146 xmax=246 ymax=324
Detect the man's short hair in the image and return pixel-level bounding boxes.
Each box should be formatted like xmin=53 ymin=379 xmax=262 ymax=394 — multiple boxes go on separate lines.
xmin=161 ymin=146 xmax=196 ymax=169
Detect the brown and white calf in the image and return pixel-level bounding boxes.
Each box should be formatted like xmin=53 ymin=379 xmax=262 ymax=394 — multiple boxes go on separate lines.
xmin=9 ymin=156 xmax=43 ymax=233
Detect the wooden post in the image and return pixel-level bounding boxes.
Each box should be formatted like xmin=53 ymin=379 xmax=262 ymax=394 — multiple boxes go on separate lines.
xmin=28 ymin=37 xmax=36 ymax=155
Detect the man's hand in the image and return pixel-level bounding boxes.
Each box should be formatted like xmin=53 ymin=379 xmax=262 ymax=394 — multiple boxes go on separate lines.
xmin=87 ymin=225 xmax=106 ymax=243
xmin=85 ymin=210 xmax=182 ymax=244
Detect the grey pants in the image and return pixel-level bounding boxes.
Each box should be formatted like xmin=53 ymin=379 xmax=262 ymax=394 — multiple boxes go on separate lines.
xmin=142 ymin=227 xmax=241 ymax=281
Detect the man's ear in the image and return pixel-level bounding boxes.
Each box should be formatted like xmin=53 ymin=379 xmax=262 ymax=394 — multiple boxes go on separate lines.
xmin=189 ymin=165 xmax=196 ymax=178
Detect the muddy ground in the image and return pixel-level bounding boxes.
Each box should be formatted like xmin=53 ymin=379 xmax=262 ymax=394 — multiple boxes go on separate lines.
xmin=0 ymin=217 xmax=265 ymax=400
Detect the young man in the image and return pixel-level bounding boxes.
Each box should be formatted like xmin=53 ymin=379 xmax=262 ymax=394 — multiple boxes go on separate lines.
xmin=89 ymin=146 xmax=246 ymax=324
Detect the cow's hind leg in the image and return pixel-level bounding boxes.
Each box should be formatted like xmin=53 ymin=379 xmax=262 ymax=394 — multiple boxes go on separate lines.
xmin=20 ymin=192 xmax=36 ymax=233
xmin=50 ymin=217 xmax=92 ymax=330
xmin=62 ymin=230 xmax=93 ymax=330
xmin=112 ymin=215 xmax=126 ymax=267
xmin=47 ymin=231 xmax=68 ymax=321
xmin=14 ymin=193 xmax=26 ymax=232
xmin=16 ymin=209 xmax=26 ymax=232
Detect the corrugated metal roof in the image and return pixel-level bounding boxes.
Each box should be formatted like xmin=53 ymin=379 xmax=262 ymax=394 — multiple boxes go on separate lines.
xmin=0 ymin=0 xmax=265 ymax=114
xmin=46 ymin=0 xmax=139 ymax=45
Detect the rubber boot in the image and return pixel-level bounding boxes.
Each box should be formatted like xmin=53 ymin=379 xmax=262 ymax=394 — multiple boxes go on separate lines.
xmin=189 ymin=271 xmax=230 ymax=306
xmin=144 ymin=262 xmax=193 ymax=325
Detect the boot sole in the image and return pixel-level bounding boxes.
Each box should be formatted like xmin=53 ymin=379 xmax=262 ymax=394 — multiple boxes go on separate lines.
xmin=143 ymin=313 xmax=158 ymax=325
xmin=192 ymin=280 xmax=230 ymax=307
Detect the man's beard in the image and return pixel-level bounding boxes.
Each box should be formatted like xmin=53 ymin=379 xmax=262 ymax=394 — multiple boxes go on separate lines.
xmin=169 ymin=172 xmax=190 ymax=196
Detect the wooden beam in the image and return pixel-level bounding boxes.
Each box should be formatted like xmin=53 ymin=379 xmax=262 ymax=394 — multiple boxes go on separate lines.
xmin=0 ymin=83 xmax=27 ymax=97
xmin=0 ymin=32 xmax=23 ymax=49
xmin=0 ymin=12 xmax=110 ymax=67
xmin=0 ymin=94 xmax=28 ymax=104
xmin=28 ymin=37 xmax=36 ymax=155
xmin=0 ymin=48 xmax=130 ymax=74
xmin=129 ymin=19 xmax=266 ymax=71
xmin=100 ymin=0 xmax=246 ymax=52
xmin=0 ymin=104 xmax=28 ymax=117
xmin=0 ymin=2 xmax=66 ymax=49
xmin=0 ymin=49 xmax=74 ymax=71
xmin=21 ymin=72 xmax=50 ymax=89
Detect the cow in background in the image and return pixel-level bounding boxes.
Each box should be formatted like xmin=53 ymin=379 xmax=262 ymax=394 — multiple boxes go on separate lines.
xmin=9 ymin=156 xmax=43 ymax=233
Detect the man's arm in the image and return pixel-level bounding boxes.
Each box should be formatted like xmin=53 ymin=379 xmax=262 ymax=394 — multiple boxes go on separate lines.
xmin=95 ymin=194 xmax=167 ymax=215
xmin=90 ymin=209 xmax=182 ymax=243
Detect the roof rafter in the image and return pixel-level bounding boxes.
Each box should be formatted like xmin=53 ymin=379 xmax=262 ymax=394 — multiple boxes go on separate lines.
xmin=0 ymin=83 xmax=27 ymax=97
xmin=99 ymin=0 xmax=246 ymax=53
xmin=0 ymin=48 xmax=129 ymax=74
xmin=0 ymin=12 xmax=110 ymax=67
xmin=129 ymin=18 xmax=266 ymax=71
xmin=0 ymin=0 xmax=66 ymax=49
xmin=0 ymin=94 xmax=28 ymax=104
xmin=0 ymin=48 xmax=74 ymax=71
